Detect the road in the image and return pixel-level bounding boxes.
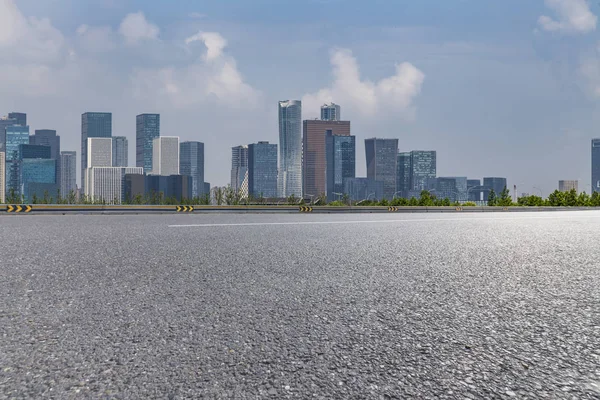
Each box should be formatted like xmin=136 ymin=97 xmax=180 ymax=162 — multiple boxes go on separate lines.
xmin=1 ymin=212 xmax=600 ymax=398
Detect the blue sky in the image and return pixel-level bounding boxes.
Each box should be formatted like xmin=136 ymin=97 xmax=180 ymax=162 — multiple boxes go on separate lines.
xmin=4 ymin=0 xmax=600 ymax=194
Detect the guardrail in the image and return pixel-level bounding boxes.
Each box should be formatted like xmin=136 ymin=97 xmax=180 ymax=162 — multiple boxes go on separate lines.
xmin=1 ymin=204 xmax=596 ymax=215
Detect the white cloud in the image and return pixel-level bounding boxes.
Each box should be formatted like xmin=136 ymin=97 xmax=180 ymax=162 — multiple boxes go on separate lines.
xmin=302 ymin=49 xmax=424 ymax=119
xmin=118 ymin=11 xmax=159 ymax=45
xmin=76 ymin=24 xmax=116 ymax=52
xmin=185 ymin=31 xmax=227 ymax=61
xmin=538 ymin=0 xmax=597 ymax=34
xmin=130 ymin=31 xmax=260 ymax=109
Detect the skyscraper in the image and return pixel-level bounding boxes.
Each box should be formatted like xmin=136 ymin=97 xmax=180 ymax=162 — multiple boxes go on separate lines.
xmin=112 ymin=136 xmax=128 ymax=167
xmin=60 ymin=151 xmax=77 ymax=196
xmin=87 ymin=138 xmax=113 ymax=168
xmin=152 ymin=137 xmax=179 ymax=176
xmin=365 ymin=138 xmax=398 ymax=200
xmin=483 ymin=177 xmax=507 ymax=200
xmin=248 ymin=141 xmax=278 ymax=198
xmin=321 ymin=103 xmax=341 ymax=121
xmin=326 ymin=132 xmax=355 ymax=202
xmin=5 ymin=125 xmax=29 ymax=195
xmin=180 ymin=141 xmax=205 ymax=197
xmin=593 ymin=139 xmax=600 ymax=193
xmin=278 ymin=100 xmax=302 ymax=198
xmin=30 ymin=129 xmax=61 ymax=188
xmin=136 ymin=114 xmax=160 ymax=173
xmin=303 ymin=120 xmax=351 ymax=197
xmin=0 ymin=116 xmax=18 ymax=152
xmin=81 ymin=112 xmax=112 ymax=191
xmin=343 ymin=178 xmax=384 ymax=202
xmin=8 ymin=112 xmax=26 ymax=127
xmin=231 ymin=145 xmax=248 ymax=197
xmin=410 ymin=151 xmax=437 ymax=193
xmin=434 ymin=177 xmax=467 ymax=202
xmin=396 ymin=152 xmax=412 ymax=198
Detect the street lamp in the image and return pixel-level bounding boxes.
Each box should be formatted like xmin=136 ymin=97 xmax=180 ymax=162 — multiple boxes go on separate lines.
xmin=393 ymin=191 xmax=403 ymax=199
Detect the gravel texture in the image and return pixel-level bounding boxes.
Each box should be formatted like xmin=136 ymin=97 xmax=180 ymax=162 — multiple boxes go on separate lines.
xmin=1 ymin=212 xmax=600 ymax=399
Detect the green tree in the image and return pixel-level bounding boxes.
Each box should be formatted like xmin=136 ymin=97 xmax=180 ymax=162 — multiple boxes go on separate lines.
xmin=287 ymin=194 xmax=298 ymax=205
xmin=497 ymin=186 xmax=512 ymax=207
xmin=591 ymin=191 xmax=600 ymax=207
xmin=487 ymin=189 xmax=497 ymax=206
xmin=547 ymin=190 xmax=564 ymax=206
xmin=564 ymin=188 xmax=577 ymax=207
xmin=31 ymin=193 xmax=39 ymax=204
xmin=418 ymin=190 xmax=434 ymax=206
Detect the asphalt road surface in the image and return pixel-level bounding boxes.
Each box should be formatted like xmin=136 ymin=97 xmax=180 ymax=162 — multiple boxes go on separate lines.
xmin=1 ymin=212 xmax=600 ymax=399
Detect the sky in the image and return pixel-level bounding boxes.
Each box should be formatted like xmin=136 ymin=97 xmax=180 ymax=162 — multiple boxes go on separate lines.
xmin=2 ymin=0 xmax=600 ymax=195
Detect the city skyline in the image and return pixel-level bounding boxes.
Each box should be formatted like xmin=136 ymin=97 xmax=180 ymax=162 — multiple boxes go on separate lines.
xmin=3 ymin=0 xmax=600 ymax=195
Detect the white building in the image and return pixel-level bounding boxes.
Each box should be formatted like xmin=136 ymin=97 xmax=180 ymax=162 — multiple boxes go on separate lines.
xmin=87 ymin=138 xmax=113 ymax=168
xmin=85 ymin=167 xmax=143 ymax=204
xmin=0 ymin=151 xmax=5 ymax=203
xmin=558 ymin=180 xmax=578 ymax=193
xmin=152 ymin=136 xmax=179 ymax=176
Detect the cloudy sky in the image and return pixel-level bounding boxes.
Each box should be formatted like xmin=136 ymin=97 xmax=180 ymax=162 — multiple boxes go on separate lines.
xmin=2 ymin=0 xmax=600 ymax=195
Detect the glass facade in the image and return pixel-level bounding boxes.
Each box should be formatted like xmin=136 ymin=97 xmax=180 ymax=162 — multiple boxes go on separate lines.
xmin=396 ymin=152 xmax=412 ymax=198
xmin=22 ymin=159 xmax=57 ymax=202
xmin=136 ymin=114 xmax=160 ymax=173
xmin=278 ymin=100 xmax=302 ymax=197
xmin=61 ymin=151 xmax=77 ymax=196
xmin=433 ymin=177 xmax=467 ymax=202
xmin=0 ymin=117 xmax=18 ymax=152
xmin=5 ymin=125 xmax=29 ymax=195
xmin=483 ymin=177 xmax=507 ymax=200
xmin=343 ymin=178 xmax=384 ymax=202
xmin=248 ymin=141 xmax=278 ymax=198
xmin=180 ymin=141 xmax=205 ymax=197
xmin=82 ymin=112 xmax=112 ymax=191
xmin=112 ymin=136 xmax=128 ymax=167
xmin=30 ymin=130 xmax=60 ymax=187
xmin=230 ymin=145 xmax=248 ymax=196
xmin=326 ymin=132 xmax=355 ymax=202
xmin=19 ymin=144 xmax=51 ymax=160
xmin=8 ymin=112 xmax=26 ymax=126
xmin=410 ymin=151 xmax=436 ymax=192
xmin=365 ymin=138 xmax=398 ymax=200
xmin=467 ymin=179 xmax=481 ymax=202
xmin=593 ymin=139 xmax=600 ymax=193
xmin=321 ymin=103 xmax=341 ymax=121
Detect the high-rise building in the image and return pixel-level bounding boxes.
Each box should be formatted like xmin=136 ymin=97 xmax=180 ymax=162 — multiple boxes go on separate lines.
xmin=558 ymin=180 xmax=578 ymax=193
xmin=60 ymin=151 xmax=77 ymax=196
xmin=365 ymin=138 xmax=398 ymax=200
xmin=396 ymin=152 xmax=412 ymax=198
xmin=321 ymin=103 xmax=341 ymax=121
xmin=0 ymin=152 xmax=4 ymax=203
xmin=410 ymin=151 xmax=437 ymax=194
xmin=152 ymin=137 xmax=179 ymax=176
xmin=30 ymin=129 xmax=61 ymax=186
xmin=143 ymin=174 xmax=192 ymax=202
xmin=86 ymin=167 xmax=143 ymax=204
xmin=81 ymin=112 xmax=112 ymax=191
xmin=326 ymin=131 xmax=355 ymax=202
xmin=0 ymin=116 xmax=18 ymax=152
xmin=278 ymin=100 xmax=302 ymax=198
xmin=180 ymin=141 xmax=205 ymax=197
xmin=87 ymin=138 xmax=113 ymax=168
xmin=592 ymin=139 xmax=600 ymax=193
xmin=21 ymin=159 xmax=57 ymax=202
xmin=483 ymin=177 xmax=507 ymax=200
xmin=112 ymin=136 xmax=128 ymax=167
xmin=467 ymin=179 xmax=481 ymax=202
xmin=248 ymin=141 xmax=278 ymax=198
xmin=231 ymin=145 xmax=248 ymax=197
xmin=343 ymin=178 xmax=384 ymax=202
xmin=8 ymin=112 xmax=26 ymax=127
xmin=136 ymin=114 xmax=160 ymax=173
xmin=303 ymin=120 xmax=351 ymax=197
xmin=5 ymin=125 xmax=29 ymax=195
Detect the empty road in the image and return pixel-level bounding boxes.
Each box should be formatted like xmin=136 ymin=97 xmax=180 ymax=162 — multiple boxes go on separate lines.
xmin=1 ymin=212 xmax=599 ymax=398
